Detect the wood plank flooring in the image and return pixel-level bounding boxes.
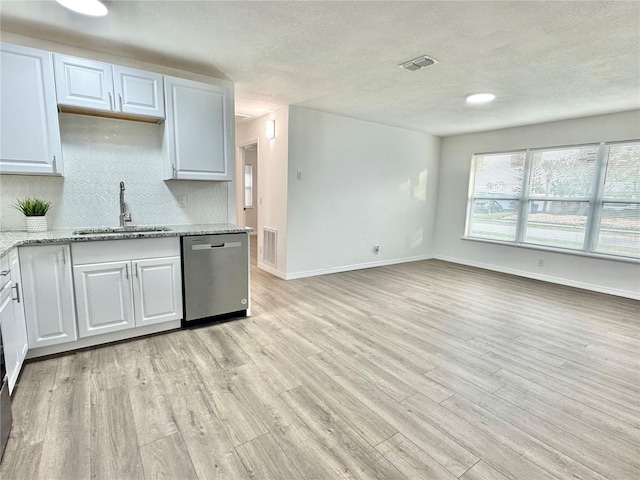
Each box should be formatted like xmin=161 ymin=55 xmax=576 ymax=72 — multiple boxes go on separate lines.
xmin=2 ymin=245 xmax=639 ymax=479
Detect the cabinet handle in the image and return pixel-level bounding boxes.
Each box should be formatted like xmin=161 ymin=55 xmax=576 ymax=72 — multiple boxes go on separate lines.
xmin=125 ymin=263 xmax=129 ymax=279
xmin=53 ymin=155 xmax=57 ymax=173
xmin=134 ymin=262 xmax=138 ymax=278
xmin=61 ymin=249 xmax=66 ymax=265
xmin=172 ymin=164 xmax=177 ymax=179
xmin=119 ymin=93 xmax=123 ymax=112
xmin=12 ymin=283 xmax=20 ymax=303
xmin=108 ymin=92 xmax=114 ymax=111
xmin=0 ymin=269 xmax=10 ymax=277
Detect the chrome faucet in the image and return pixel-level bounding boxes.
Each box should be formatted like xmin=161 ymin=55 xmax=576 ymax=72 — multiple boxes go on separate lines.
xmin=119 ymin=181 xmax=132 ymax=227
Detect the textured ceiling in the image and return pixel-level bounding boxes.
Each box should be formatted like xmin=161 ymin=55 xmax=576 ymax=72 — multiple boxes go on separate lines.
xmin=1 ymin=0 xmax=639 ymax=136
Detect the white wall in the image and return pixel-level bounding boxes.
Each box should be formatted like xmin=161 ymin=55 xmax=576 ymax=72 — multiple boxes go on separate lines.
xmin=433 ymin=110 xmax=640 ymax=299
xmin=235 ymin=108 xmax=290 ymax=277
xmin=286 ymin=106 xmax=441 ymax=278
xmin=0 ymin=33 xmax=234 ymax=230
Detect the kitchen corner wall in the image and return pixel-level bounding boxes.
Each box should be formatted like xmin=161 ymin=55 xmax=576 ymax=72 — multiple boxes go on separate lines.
xmin=0 ymin=113 xmax=228 ymax=230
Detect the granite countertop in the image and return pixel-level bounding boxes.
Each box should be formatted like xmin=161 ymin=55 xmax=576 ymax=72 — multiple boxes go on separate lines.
xmin=0 ymin=223 xmax=252 ymax=257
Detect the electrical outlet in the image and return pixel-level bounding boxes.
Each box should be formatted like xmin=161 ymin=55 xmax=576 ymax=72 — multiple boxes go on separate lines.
xmin=374 ymin=244 xmax=380 ymax=255
xmin=537 ymin=259 xmax=545 ymax=267
xmin=297 ymin=170 xmax=303 ymax=180
xmin=259 ymin=246 xmax=263 ymax=254
xmin=177 ymin=195 xmax=187 ymax=208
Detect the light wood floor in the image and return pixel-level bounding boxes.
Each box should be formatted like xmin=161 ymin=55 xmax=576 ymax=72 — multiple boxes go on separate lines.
xmin=2 ymin=246 xmax=639 ymax=479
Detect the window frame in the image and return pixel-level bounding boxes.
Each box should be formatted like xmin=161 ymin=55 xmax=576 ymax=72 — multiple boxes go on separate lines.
xmin=464 ymin=140 xmax=640 ymax=261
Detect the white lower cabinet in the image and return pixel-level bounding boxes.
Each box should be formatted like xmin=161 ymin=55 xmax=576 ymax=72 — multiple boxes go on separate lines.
xmin=7 ymin=249 xmax=28 ymax=393
xmin=0 ymin=280 xmax=19 ymax=393
xmin=19 ymin=244 xmax=77 ymax=348
xmin=74 ymin=261 xmax=135 ymax=337
xmin=132 ymin=257 xmax=182 ymax=327
xmin=1 ymin=250 xmax=28 ymax=394
xmin=74 ymin=256 xmax=181 ymax=337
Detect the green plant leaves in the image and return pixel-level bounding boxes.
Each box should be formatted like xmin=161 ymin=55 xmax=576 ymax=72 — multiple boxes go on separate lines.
xmin=13 ymin=198 xmax=52 ymax=216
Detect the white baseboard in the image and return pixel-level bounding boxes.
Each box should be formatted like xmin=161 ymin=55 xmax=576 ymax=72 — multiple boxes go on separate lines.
xmin=257 ymin=262 xmax=287 ymax=279
xmin=285 ymin=254 xmax=433 ymax=280
xmin=432 ymin=254 xmax=640 ymax=300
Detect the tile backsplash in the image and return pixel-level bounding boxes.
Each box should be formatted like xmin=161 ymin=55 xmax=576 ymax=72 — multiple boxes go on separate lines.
xmin=0 ymin=114 xmax=229 ymax=230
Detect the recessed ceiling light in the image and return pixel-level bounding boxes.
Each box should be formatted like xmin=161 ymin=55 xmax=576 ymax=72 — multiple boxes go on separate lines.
xmin=56 ymin=0 xmax=108 ymax=17
xmin=466 ymin=93 xmax=496 ymax=104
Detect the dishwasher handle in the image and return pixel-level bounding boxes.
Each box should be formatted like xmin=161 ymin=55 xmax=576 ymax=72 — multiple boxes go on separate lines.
xmin=191 ymin=242 xmax=242 ymax=251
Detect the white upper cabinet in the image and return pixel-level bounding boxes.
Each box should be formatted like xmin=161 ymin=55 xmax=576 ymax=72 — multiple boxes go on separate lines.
xmin=54 ymin=54 xmax=165 ymax=120
xmin=53 ymin=55 xmax=113 ymax=112
xmin=0 ymin=42 xmax=63 ymax=175
xmin=113 ymin=65 xmax=165 ymax=119
xmin=164 ymin=76 xmax=233 ymax=181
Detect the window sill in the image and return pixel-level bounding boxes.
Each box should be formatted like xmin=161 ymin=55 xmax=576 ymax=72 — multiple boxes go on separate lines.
xmin=461 ymin=236 xmax=640 ymax=264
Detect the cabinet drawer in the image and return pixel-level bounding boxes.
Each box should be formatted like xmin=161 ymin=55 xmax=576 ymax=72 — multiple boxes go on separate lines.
xmin=72 ymin=237 xmax=180 ymax=264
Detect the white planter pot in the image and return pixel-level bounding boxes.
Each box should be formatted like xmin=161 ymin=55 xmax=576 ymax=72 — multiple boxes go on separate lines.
xmin=25 ymin=216 xmax=47 ymax=233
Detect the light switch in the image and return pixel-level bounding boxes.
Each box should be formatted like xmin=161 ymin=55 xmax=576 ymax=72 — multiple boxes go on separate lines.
xmin=177 ymin=195 xmax=187 ymax=208
xmin=297 ymin=170 xmax=303 ymax=180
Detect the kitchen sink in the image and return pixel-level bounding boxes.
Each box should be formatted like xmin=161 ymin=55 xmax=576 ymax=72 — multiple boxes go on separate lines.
xmin=73 ymin=226 xmax=172 ymax=235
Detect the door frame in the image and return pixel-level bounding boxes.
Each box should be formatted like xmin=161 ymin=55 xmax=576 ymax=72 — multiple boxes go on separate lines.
xmin=236 ymin=139 xmax=259 ymax=231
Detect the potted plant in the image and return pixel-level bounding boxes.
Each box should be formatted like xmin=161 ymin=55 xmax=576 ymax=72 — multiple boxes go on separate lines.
xmin=14 ymin=198 xmax=52 ymax=233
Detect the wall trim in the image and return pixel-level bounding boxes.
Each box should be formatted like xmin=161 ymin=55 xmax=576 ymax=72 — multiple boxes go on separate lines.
xmin=258 ymin=261 xmax=287 ymax=279
xmin=285 ymin=254 xmax=433 ymax=280
xmin=433 ymin=254 xmax=640 ymax=300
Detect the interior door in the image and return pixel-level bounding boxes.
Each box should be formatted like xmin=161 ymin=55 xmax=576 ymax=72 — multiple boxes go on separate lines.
xmin=243 ymin=144 xmax=258 ymax=231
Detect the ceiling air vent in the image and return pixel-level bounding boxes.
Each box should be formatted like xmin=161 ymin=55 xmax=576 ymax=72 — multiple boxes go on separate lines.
xmin=399 ymin=55 xmax=438 ymax=71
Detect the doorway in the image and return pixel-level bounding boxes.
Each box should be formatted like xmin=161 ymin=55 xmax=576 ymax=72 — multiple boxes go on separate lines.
xmin=241 ymin=143 xmax=258 ymax=233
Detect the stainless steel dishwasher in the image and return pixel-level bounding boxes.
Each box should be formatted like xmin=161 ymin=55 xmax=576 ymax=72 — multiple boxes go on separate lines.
xmin=182 ymin=233 xmax=249 ymax=323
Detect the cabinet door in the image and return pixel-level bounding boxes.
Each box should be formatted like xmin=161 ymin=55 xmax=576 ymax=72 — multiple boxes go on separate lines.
xmin=53 ymin=54 xmax=114 ymax=112
xmin=19 ymin=245 xmax=77 ymax=348
xmin=0 ymin=282 xmax=19 ymax=394
xmin=0 ymin=42 xmax=62 ymax=175
xmin=164 ymin=76 xmax=233 ymax=181
xmin=74 ymin=261 xmax=135 ymax=337
xmin=113 ymin=65 xmax=165 ymax=119
xmin=132 ymin=256 xmax=182 ymax=326
xmin=8 ymin=249 xmax=28 ymax=378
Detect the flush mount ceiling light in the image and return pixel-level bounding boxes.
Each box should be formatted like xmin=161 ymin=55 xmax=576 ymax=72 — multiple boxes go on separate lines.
xmin=399 ymin=55 xmax=438 ymax=72
xmin=466 ymin=93 xmax=496 ymax=104
xmin=56 ymin=0 xmax=108 ymax=17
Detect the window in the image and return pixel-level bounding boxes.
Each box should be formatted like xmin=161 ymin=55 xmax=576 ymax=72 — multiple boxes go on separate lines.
xmin=465 ymin=141 xmax=640 ymax=259
xmin=596 ymin=144 xmax=640 ymax=256
xmin=244 ymin=164 xmax=253 ymax=208
xmin=467 ymin=152 xmax=523 ymax=241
